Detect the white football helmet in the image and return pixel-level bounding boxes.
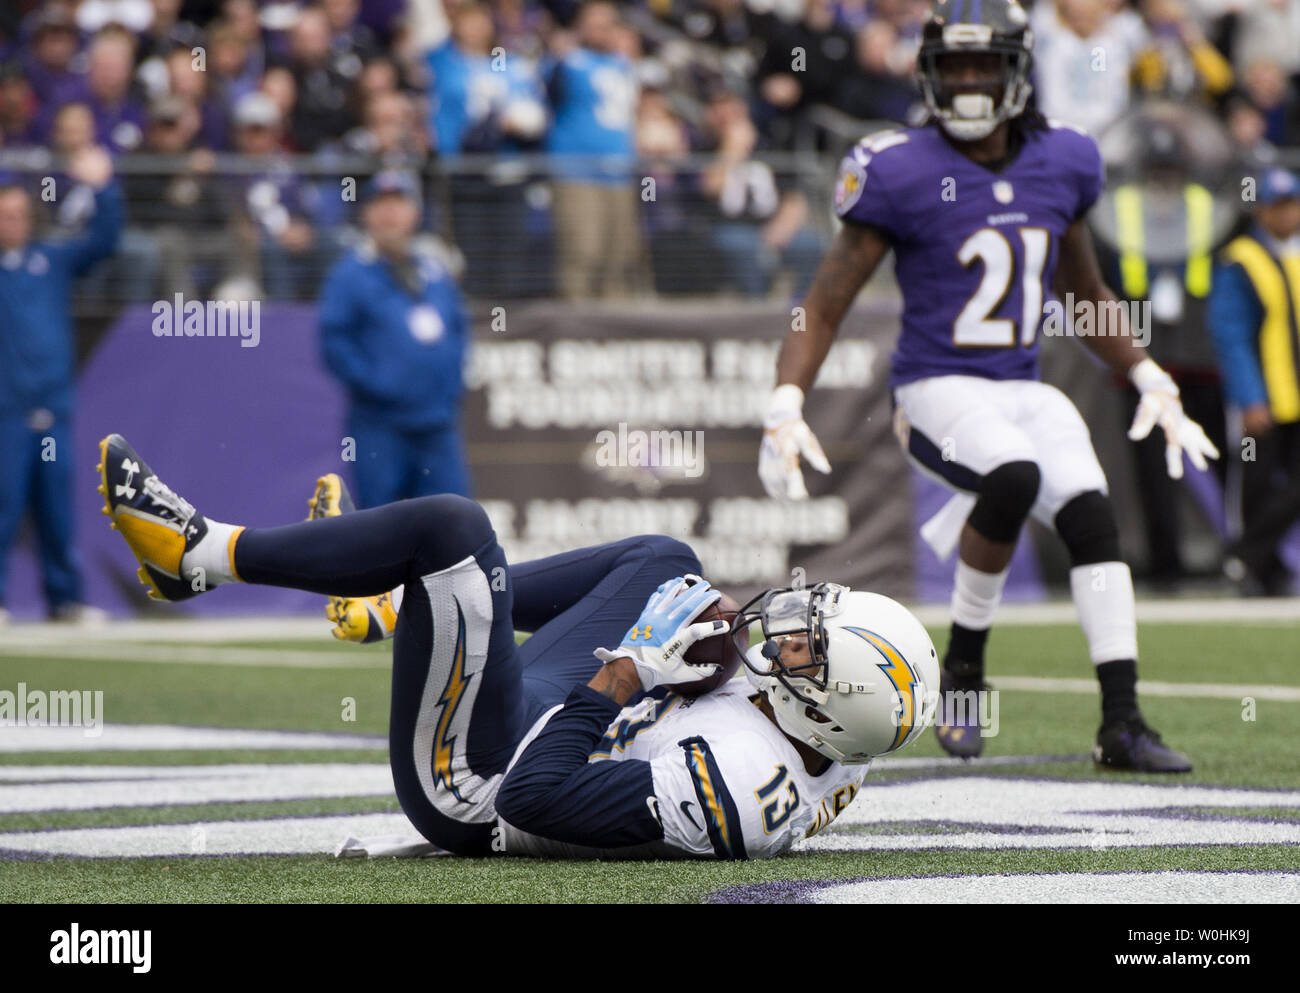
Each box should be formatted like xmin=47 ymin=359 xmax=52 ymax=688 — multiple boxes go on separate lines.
xmin=736 ymin=584 xmax=940 ymax=764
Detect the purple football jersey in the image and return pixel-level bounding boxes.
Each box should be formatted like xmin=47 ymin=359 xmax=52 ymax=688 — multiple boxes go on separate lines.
xmin=834 ymin=122 xmax=1104 ymax=389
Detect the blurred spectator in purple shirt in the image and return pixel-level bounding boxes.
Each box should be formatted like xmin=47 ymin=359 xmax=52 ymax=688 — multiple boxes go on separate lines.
xmin=209 ymin=18 xmax=264 ymax=115
xmin=221 ymin=0 xmax=270 ymax=64
xmin=80 ymin=26 xmax=149 ymax=155
xmin=22 ymin=6 xmax=84 ymax=110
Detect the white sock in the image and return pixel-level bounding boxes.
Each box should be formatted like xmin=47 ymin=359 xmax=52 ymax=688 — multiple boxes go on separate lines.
xmin=181 ymin=519 xmax=242 ymax=591
xmin=951 ymin=559 xmax=1009 ymax=630
xmin=1069 ymin=562 xmax=1138 ymax=664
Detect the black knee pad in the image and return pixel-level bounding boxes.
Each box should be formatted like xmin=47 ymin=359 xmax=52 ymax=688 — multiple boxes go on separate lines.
xmin=1054 ymin=490 xmax=1120 ymax=565
xmin=968 ymin=460 xmax=1041 ymax=544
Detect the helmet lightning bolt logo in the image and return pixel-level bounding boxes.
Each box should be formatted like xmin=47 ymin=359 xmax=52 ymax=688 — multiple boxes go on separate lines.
xmin=843 ymin=626 xmax=919 ymax=750
xmin=432 ymin=604 xmax=471 ymax=803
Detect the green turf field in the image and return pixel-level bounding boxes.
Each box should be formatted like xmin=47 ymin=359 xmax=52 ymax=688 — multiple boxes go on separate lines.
xmin=2 ymin=613 xmax=1298 ymax=903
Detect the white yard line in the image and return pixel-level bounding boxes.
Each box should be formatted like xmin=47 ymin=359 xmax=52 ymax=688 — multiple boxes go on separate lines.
xmin=0 ymin=642 xmax=387 ymax=669
xmin=0 ymin=762 xmax=393 ymax=812
xmin=1 ymin=616 xmax=329 ymax=644
xmin=992 ymin=676 xmax=1300 ymax=702
xmin=0 ymin=723 xmax=385 ymax=754
xmin=811 ymin=872 xmax=1300 ymax=904
xmin=0 ymin=812 xmax=413 ymax=858
xmin=910 ymin=598 xmax=1300 ymax=626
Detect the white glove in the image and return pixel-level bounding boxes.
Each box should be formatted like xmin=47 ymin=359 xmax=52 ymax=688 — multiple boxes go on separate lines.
xmin=1127 ymin=358 xmax=1220 ymax=479
xmin=593 ymin=576 xmax=730 ymax=690
xmin=759 ymin=384 xmax=831 ymax=500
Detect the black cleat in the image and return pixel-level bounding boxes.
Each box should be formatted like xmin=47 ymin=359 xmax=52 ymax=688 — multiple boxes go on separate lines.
xmin=1093 ymin=716 xmax=1192 ymax=773
xmin=935 ymin=669 xmax=988 ymax=759
xmin=97 ymin=433 xmax=210 ymax=602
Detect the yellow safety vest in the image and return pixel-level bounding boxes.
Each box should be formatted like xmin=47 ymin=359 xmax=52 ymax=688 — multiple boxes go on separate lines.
xmin=1114 ymin=183 xmax=1214 ymax=299
xmin=1220 ymin=235 xmax=1300 ymax=423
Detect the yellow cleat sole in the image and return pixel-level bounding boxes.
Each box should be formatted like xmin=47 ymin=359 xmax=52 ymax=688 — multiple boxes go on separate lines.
xmin=307 ymin=474 xmax=344 ymax=521
xmin=99 ymin=434 xmax=170 ymax=601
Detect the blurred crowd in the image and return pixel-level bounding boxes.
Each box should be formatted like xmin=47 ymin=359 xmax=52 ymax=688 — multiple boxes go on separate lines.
xmin=0 ymin=0 xmax=1298 ymax=301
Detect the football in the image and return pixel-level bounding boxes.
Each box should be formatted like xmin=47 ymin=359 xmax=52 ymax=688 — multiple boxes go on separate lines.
xmin=668 ymin=587 xmax=748 ymax=697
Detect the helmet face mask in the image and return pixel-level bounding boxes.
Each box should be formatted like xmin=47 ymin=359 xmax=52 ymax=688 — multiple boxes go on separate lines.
xmin=917 ymin=0 xmax=1035 ymax=142
xmin=735 ymin=585 xmax=940 ymax=764
xmin=735 ymin=583 xmax=842 ymax=707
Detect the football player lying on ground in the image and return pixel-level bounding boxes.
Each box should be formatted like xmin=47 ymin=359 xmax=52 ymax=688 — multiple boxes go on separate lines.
xmin=98 ymin=434 xmax=939 ymax=859
xmin=759 ymin=0 xmax=1219 ymax=772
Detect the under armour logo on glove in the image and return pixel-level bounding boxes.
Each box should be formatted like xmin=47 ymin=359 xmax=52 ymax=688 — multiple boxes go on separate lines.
xmin=629 ymin=625 xmax=652 ymax=641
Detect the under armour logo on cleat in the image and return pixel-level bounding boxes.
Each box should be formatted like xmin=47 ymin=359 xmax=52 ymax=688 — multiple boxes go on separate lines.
xmin=116 ymin=457 xmax=139 ymax=499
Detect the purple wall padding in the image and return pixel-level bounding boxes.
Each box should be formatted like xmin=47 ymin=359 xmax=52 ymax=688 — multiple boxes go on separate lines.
xmin=7 ymin=303 xmax=348 ymax=620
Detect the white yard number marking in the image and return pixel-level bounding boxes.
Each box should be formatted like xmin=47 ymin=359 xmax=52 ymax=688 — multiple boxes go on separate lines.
xmin=954 ymin=227 xmax=1051 ymax=347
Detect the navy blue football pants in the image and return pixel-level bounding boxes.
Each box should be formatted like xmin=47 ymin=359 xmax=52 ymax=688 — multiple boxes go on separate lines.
xmin=234 ymin=495 xmax=700 ymax=854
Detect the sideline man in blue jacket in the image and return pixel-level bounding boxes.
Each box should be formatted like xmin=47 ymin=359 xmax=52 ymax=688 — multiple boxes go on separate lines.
xmin=1209 ymin=167 xmax=1300 ymax=595
xmin=0 ymin=146 xmax=122 ymax=623
xmin=319 ymin=170 xmax=471 ymax=507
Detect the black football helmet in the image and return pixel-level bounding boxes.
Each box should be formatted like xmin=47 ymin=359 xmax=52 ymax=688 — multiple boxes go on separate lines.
xmin=918 ymin=0 xmax=1035 ymax=141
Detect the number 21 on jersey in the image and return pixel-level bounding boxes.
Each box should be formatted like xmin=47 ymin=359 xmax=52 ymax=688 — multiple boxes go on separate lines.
xmin=953 ymin=226 xmax=1051 ymax=348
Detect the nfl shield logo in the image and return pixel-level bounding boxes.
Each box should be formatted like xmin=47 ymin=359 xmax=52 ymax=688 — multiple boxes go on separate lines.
xmin=992 ymin=181 xmax=1015 ymax=204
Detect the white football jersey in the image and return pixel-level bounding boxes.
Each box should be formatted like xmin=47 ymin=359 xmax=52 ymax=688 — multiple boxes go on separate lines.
xmin=501 ymin=680 xmax=869 ymax=859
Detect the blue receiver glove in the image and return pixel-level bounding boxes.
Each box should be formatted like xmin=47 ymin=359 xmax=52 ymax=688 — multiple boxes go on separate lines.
xmin=593 ymin=575 xmax=730 ymax=690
